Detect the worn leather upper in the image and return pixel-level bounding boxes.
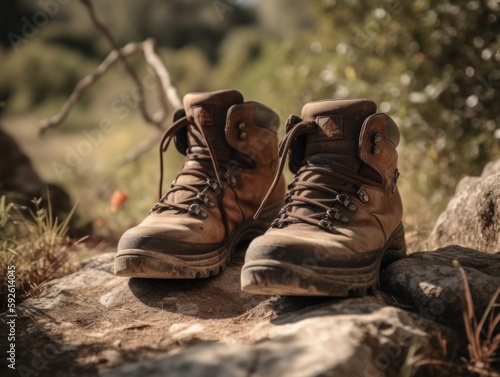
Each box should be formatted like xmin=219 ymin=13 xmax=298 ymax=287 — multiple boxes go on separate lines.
xmin=118 ymin=90 xmax=285 ymax=256
xmin=244 ymin=98 xmax=404 ymax=265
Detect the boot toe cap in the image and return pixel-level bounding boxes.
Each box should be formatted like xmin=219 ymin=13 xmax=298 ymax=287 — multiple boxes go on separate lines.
xmin=244 ymin=226 xmax=381 ymax=269
xmin=117 ymin=224 xmax=223 ymax=256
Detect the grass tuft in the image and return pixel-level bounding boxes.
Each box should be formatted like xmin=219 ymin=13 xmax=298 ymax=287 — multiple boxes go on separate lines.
xmin=454 ymin=260 xmax=500 ymax=376
xmin=0 ymin=194 xmax=80 ymax=308
xmin=410 ymin=260 xmax=500 ymax=376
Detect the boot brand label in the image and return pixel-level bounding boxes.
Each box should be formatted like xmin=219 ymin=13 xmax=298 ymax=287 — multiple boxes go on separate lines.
xmin=316 ymin=115 xmax=343 ymax=140
xmin=194 ymin=106 xmax=214 ymax=127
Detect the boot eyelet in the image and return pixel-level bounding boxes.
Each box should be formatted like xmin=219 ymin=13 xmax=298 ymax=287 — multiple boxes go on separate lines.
xmin=273 ymin=220 xmax=285 ymax=228
xmin=336 ymin=194 xmax=357 ymax=212
xmin=196 ymin=193 xmax=215 ymax=208
xmin=318 ymin=219 xmax=334 ymax=231
xmin=357 ymin=187 xmax=369 ymax=203
xmin=206 ymin=179 xmax=222 ymax=195
xmin=326 ymin=208 xmax=340 ymax=220
xmin=238 ymin=122 xmax=246 ymax=131
xmin=373 ymin=133 xmax=382 ymax=144
xmin=372 ymin=145 xmax=381 ymax=155
xmin=337 ymin=194 xmax=348 ymax=204
xmin=188 ymin=204 xmax=208 ymax=219
xmin=224 ymin=171 xmax=237 ymax=186
xmin=239 ymin=132 xmax=248 ymax=140
xmin=326 ymin=208 xmax=349 ymax=224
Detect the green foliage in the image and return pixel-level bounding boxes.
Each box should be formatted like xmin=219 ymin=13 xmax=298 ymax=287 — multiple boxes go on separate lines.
xmin=211 ymin=27 xmax=264 ymax=87
xmin=159 ymin=46 xmax=212 ymax=94
xmin=3 ymin=40 xmax=96 ymax=112
xmin=0 ymin=196 xmax=18 ymax=255
xmin=225 ymin=0 xmax=500 ymax=224
xmin=0 ymin=195 xmax=78 ymax=306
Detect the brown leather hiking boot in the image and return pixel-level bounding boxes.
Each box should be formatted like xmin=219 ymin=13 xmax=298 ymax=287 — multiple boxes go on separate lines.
xmin=241 ymin=99 xmax=406 ymax=296
xmin=115 ymin=89 xmax=285 ymax=278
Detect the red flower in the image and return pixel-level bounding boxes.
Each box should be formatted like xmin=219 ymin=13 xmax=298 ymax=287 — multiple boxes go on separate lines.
xmin=109 ymin=190 xmax=128 ymax=213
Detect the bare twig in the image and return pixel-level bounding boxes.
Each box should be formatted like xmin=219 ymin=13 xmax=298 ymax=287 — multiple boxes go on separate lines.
xmin=79 ymin=0 xmax=160 ymax=128
xmin=40 ymin=0 xmax=182 ymax=135
xmin=38 ymin=42 xmax=144 ymax=134
xmin=143 ymin=38 xmax=182 ymax=115
xmin=39 ymin=0 xmax=184 ymax=168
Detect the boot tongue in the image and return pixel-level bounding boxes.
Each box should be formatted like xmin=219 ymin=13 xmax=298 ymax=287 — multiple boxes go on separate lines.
xmin=183 ymin=89 xmax=244 ymax=162
xmin=166 ymin=90 xmax=243 ymax=206
xmin=301 ymin=99 xmax=376 ymax=161
xmin=287 ymin=99 xmax=377 ymax=219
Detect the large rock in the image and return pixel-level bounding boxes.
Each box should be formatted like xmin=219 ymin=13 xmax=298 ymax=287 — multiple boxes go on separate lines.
xmin=429 ymin=159 xmax=500 ymax=253
xmin=7 ymin=241 xmax=499 ymax=377
xmin=381 ymin=245 xmax=500 ymax=336
xmin=7 ymin=253 xmax=454 ymax=377
xmin=102 ymin=299 xmax=449 ymax=377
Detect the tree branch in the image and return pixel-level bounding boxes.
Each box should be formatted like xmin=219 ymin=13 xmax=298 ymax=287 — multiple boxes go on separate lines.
xmin=39 ymin=0 xmax=184 ymax=169
xmin=79 ymin=0 xmax=159 ymax=128
xmin=38 ymin=42 xmax=144 ymax=134
xmin=143 ymin=39 xmax=182 ymax=111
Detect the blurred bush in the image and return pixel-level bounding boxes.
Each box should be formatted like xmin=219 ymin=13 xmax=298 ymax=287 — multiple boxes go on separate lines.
xmin=223 ymin=0 xmax=500 ymax=225
xmin=3 ymin=40 xmax=96 ymax=113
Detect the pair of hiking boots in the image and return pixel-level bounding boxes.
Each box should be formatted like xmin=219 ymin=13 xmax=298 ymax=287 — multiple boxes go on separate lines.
xmin=114 ymin=89 xmax=406 ymax=297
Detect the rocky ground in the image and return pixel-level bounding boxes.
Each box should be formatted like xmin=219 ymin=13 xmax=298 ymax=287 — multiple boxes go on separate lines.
xmin=2 ymin=160 xmax=499 ymax=377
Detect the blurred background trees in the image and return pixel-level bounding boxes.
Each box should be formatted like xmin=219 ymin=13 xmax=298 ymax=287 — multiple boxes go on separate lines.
xmin=0 ymin=0 xmax=499 ymax=244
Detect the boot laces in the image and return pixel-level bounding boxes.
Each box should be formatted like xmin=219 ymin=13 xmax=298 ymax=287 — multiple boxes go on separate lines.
xmin=255 ymin=117 xmax=373 ymax=232
xmin=151 ymin=116 xmax=228 ymax=218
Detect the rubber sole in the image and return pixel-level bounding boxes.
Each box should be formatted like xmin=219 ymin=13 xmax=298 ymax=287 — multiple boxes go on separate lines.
xmin=114 ymin=215 xmax=276 ymax=279
xmin=240 ymin=223 xmax=407 ymax=297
